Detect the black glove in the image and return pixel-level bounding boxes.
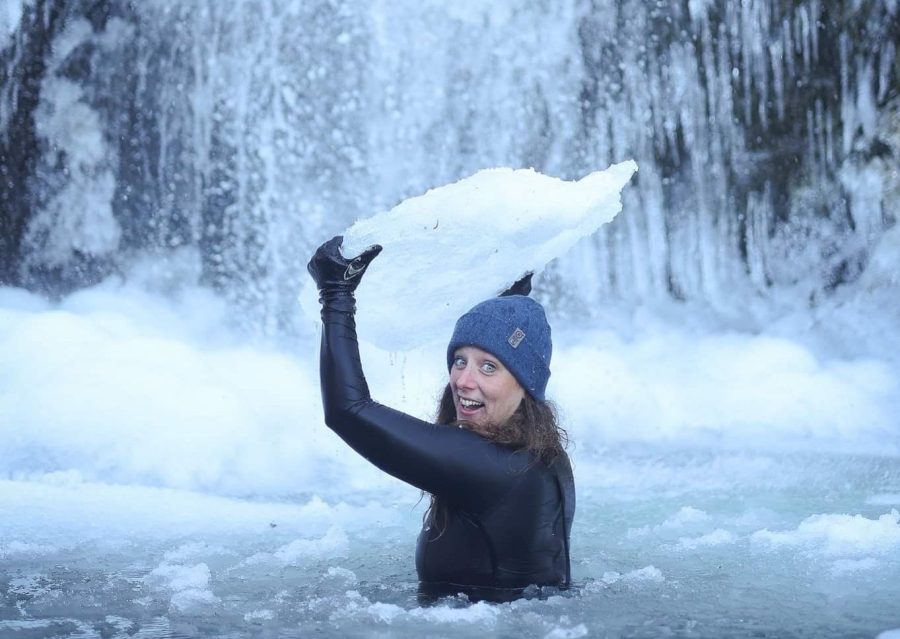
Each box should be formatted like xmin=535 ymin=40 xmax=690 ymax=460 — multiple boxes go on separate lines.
xmin=307 ymin=235 xmax=383 ymax=306
xmin=500 ymin=272 xmax=533 ymax=297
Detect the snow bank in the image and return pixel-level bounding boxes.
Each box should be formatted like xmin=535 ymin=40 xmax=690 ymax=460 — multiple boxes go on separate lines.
xmin=2 ymin=271 xmax=898 ymax=503
xmin=551 ymin=326 xmax=900 ymax=452
xmin=302 ymin=161 xmax=637 ymax=350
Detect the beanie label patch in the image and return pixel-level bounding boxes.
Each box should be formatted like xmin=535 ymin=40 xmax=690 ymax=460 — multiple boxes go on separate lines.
xmin=508 ymin=328 xmax=526 ymax=348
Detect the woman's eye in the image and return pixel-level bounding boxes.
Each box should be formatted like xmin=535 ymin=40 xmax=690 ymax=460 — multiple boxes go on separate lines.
xmin=453 ymin=356 xmax=466 ymax=367
xmin=481 ymin=362 xmax=497 ymax=373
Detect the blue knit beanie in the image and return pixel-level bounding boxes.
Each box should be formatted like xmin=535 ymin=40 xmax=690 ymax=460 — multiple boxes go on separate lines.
xmin=446 ymin=295 xmax=552 ymax=400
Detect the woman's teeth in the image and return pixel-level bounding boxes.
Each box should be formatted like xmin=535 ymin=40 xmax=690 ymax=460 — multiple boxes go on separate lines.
xmin=460 ymin=398 xmax=483 ymax=408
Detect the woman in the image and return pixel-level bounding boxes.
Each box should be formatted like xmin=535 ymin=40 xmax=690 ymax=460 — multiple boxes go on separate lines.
xmin=307 ymin=236 xmax=575 ymax=603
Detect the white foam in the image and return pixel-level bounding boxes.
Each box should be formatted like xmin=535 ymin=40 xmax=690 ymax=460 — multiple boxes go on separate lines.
xmin=302 ymin=161 xmax=637 ymax=351
xmin=751 ymin=510 xmax=900 ymax=556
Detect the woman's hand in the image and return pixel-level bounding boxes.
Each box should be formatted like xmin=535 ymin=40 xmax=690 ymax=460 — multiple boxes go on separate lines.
xmin=307 ymin=235 xmax=382 ymax=300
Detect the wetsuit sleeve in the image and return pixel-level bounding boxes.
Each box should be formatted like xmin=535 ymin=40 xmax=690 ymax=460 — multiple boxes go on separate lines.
xmin=318 ymin=297 xmax=522 ymax=510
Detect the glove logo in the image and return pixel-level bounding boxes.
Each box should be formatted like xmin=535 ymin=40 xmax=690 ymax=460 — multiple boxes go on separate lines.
xmin=343 ymin=260 xmax=366 ymax=280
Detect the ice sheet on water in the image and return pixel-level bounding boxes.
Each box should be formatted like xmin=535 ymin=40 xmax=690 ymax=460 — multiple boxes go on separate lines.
xmin=301 ymin=161 xmax=637 ymax=350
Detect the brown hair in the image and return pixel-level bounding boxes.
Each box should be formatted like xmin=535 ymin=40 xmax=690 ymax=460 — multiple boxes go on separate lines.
xmin=425 ymin=384 xmax=568 ymax=534
xmin=435 ymin=384 xmax=567 ymax=462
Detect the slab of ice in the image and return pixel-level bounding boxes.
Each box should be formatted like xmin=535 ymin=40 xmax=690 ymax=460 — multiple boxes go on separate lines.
xmin=302 ymin=161 xmax=637 ymax=350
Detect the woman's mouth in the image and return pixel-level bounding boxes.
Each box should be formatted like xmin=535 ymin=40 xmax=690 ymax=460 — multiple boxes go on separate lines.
xmin=457 ymin=397 xmax=484 ymax=415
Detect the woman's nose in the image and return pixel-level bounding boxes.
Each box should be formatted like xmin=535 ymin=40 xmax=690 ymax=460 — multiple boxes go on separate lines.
xmin=455 ymin=365 xmax=476 ymax=389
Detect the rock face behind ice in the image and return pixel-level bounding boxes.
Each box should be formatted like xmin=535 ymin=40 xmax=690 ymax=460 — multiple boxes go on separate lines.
xmin=304 ymin=161 xmax=637 ymax=351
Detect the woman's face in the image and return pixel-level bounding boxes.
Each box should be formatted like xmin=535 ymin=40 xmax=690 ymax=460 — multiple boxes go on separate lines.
xmin=450 ymin=346 xmax=525 ymax=431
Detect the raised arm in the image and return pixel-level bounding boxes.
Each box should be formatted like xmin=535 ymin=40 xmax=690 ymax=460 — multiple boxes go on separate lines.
xmin=307 ymin=237 xmax=525 ymax=510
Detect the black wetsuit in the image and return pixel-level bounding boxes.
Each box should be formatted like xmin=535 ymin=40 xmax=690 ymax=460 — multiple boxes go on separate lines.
xmin=319 ymin=299 xmax=575 ymax=602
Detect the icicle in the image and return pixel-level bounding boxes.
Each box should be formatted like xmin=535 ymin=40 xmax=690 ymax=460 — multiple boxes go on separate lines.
xmin=806 ymin=107 xmax=816 ymax=174
xmin=782 ymin=17 xmax=795 ymax=79
xmin=877 ymin=40 xmax=895 ymax=102
xmin=856 ymin=57 xmax=877 ymax=142
xmin=769 ymin=39 xmax=785 ymax=121
xmin=814 ymin=99 xmax=827 ymax=178
xmin=809 ymin=0 xmax=820 ymax=62
xmin=799 ymin=5 xmax=811 ymax=74
xmin=745 ymin=186 xmax=772 ymax=291
xmin=839 ymin=33 xmax=854 ymax=155
xmin=825 ymin=106 xmax=835 ymax=168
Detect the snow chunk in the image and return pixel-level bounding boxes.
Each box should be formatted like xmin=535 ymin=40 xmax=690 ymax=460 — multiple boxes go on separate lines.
xmin=325 ymin=590 xmax=501 ymax=626
xmin=830 ymin=557 xmax=879 ymax=575
xmin=408 ymin=600 xmax=501 ymax=624
xmin=240 ymin=526 xmax=349 ymax=566
xmin=325 ymin=566 xmax=358 ymax=584
xmin=628 ymin=506 xmax=709 ymax=537
xmin=145 ymin=562 xmax=212 ymax=592
xmin=751 ymin=509 xmax=900 ymax=556
xmin=622 ymin=565 xmax=665 ymax=584
xmin=676 ymin=529 xmax=737 ymax=550
xmin=595 ymin=565 xmax=665 ymax=588
xmin=144 ymin=561 xmax=219 ymax=613
xmin=0 ymin=541 xmax=58 ymax=558
xmin=303 ymin=162 xmax=637 ymax=350
xmin=170 ymin=588 xmax=218 ymax=612
xmin=244 ymin=609 xmax=275 ymax=622
xmin=545 ymin=624 xmax=589 ymax=639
